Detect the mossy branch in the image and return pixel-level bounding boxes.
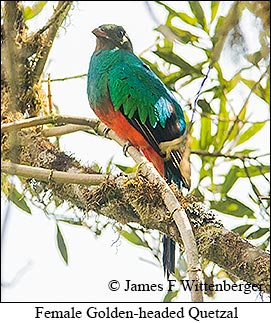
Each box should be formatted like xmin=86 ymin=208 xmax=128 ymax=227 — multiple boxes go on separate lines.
xmin=2 ymin=116 xmax=267 ymax=162
xmin=2 ymin=116 xmax=203 ymax=301
xmin=1 ymin=161 xmax=111 ymax=186
xmin=1 ymin=117 xmax=269 ymax=295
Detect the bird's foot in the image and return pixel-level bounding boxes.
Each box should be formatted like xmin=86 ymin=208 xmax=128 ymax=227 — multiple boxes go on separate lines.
xmin=94 ymin=121 xmax=111 ymax=138
xmin=102 ymin=126 xmax=111 ymax=138
xmin=123 ymin=141 xmax=132 ymax=157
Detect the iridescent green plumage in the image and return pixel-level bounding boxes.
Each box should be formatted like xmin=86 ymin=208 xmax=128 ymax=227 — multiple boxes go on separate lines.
xmin=88 ymin=48 xmax=186 ymax=131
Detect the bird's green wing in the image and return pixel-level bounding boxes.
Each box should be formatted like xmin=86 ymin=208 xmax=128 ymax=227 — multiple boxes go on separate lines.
xmin=107 ymin=53 xmax=184 ymax=130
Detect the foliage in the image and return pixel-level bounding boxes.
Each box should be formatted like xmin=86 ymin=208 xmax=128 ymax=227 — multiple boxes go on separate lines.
xmin=56 ymin=222 xmax=69 ymax=265
xmin=141 ymin=1 xmax=270 ymax=244
xmin=116 ymin=1 xmax=270 ymax=295
xmin=23 ymin=1 xmax=47 ymax=20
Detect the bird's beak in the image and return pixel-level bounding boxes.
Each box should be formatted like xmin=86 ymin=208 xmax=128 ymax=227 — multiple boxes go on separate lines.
xmin=92 ymin=27 xmax=108 ymax=39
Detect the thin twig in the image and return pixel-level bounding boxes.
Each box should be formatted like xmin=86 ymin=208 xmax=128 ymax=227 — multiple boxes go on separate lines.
xmin=191 ymin=149 xmax=269 ymax=161
xmin=47 ymin=74 xmax=53 ymax=113
xmin=41 ymin=73 xmax=87 ymax=82
xmin=259 ymin=196 xmax=270 ymax=200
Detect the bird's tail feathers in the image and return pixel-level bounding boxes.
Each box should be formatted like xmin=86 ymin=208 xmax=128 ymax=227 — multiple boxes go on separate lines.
xmin=162 ymin=132 xmax=191 ymax=278
xmin=162 ymin=235 xmax=175 ymax=279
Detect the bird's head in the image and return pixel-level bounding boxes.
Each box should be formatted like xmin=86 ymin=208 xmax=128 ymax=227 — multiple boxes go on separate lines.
xmin=92 ymin=24 xmax=133 ymax=52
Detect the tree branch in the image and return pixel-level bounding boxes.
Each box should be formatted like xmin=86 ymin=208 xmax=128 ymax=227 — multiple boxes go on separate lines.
xmin=41 ymin=124 xmax=91 ymax=137
xmin=2 ymin=116 xmax=268 ymax=163
xmin=2 ymin=1 xmax=21 ymax=112
xmin=1 ymin=161 xmax=111 ymax=186
xmin=31 ymin=1 xmax=73 ymax=84
xmin=2 ymin=115 xmax=270 ymax=296
xmin=1 ymin=115 xmax=203 ymax=301
xmin=1 ymin=115 xmax=99 ymax=132
xmin=1 ymin=155 xmax=269 ymax=294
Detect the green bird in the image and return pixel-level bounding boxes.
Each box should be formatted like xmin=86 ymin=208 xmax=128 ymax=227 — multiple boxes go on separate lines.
xmin=87 ymin=24 xmax=191 ymax=277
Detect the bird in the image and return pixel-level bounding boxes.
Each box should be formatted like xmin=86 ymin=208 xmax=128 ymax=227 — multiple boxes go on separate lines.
xmin=87 ymin=24 xmax=191 ymax=278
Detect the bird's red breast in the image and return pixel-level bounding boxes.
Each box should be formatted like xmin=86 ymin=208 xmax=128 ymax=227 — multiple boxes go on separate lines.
xmin=94 ymin=98 xmax=164 ymax=175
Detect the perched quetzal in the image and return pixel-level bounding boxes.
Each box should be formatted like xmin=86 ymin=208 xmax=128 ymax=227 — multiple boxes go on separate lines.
xmin=87 ymin=24 xmax=191 ymax=278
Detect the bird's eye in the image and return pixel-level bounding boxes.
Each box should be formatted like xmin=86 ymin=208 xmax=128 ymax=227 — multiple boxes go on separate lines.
xmin=117 ymin=29 xmax=124 ymax=39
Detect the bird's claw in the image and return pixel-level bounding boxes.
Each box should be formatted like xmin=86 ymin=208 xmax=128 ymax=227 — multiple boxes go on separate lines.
xmin=102 ymin=126 xmax=110 ymax=138
xmin=123 ymin=141 xmax=132 ymax=156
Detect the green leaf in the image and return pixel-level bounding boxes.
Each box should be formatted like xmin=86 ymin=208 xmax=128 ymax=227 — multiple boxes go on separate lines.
xmin=176 ymin=12 xmax=198 ymax=26
xmin=168 ymin=26 xmax=199 ymax=44
xmin=236 ymin=165 xmax=270 ymax=178
xmin=156 ymin=2 xmax=198 ymax=26
xmin=221 ymin=166 xmax=239 ymax=195
xmin=247 ymin=228 xmax=269 ymax=239
xmin=226 ymin=72 xmax=241 ymax=92
xmin=191 ymin=134 xmax=200 ymax=150
xmin=156 ymin=1 xmax=178 ymax=16
xmin=91 ymin=162 xmax=102 ymax=173
xmin=115 ymin=163 xmax=137 ymax=174
xmin=242 ymin=79 xmax=268 ymax=102
xmin=121 ymin=230 xmax=147 ymax=247
xmin=227 ymin=104 xmax=247 ymax=142
xmin=163 ymin=71 xmax=184 ymax=88
xmin=23 ymin=1 xmax=47 ymax=21
xmin=200 ymin=116 xmax=212 ymax=150
xmin=232 ymin=149 xmax=256 ymax=156
xmin=227 ymin=121 xmax=242 ymax=143
xmin=140 ymin=58 xmax=165 ymax=80
xmin=265 ymin=77 xmax=270 ymax=104
xmin=232 ymin=224 xmax=253 ymax=236
xmin=197 ymin=99 xmax=214 ymax=114
xmin=154 ymin=47 xmax=201 ymax=76
xmin=189 ymin=1 xmax=207 ymax=31
xmin=236 ymin=122 xmax=266 ymax=146
xmin=211 ymin=1 xmax=220 ymax=22
xmin=210 ymin=197 xmax=255 ymax=218
xmin=9 ymin=186 xmax=32 ymax=214
xmin=163 ymin=290 xmax=179 ymax=302
xmin=192 ymin=187 xmax=204 ymax=199
xmin=199 ymin=159 xmax=210 ymax=180
xmin=237 ymin=102 xmax=247 ymax=120
xmin=106 ymin=157 xmax=114 ymax=174
xmin=258 ymin=238 xmax=270 ymax=251
xmin=56 ymin=223 xmax=68 ymax=265
xmin=214 ymin=96 xmax=230 ymax=150
xmin=246 ymin=51 xmax=263 ymax=66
